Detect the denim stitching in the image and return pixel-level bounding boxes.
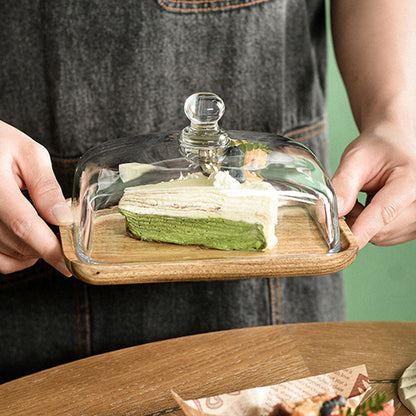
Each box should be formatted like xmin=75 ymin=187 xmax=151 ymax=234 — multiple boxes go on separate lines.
xmin=276 ymin=277 xmax=282 ymax=324
xmin=75 ymin=281 xmax=92 ymax=358
xmin=292 ymin=127 xmax=326 ymax=142
xmin=285 ymin=119 xmax=326 ymax=137
xmin=51 ymin=157 xmax=80 ymax=164
xmin=158 ymin=0 xmax=269 ymax=12
xmin=284 ymin=118 xmax=327 ymax=142
xmin=268 ymin=278 xmax=277 ymax=325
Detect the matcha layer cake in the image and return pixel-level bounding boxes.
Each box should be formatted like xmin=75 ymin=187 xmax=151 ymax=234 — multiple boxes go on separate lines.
xmin=118 ymin=171 xmax=280 ymax=251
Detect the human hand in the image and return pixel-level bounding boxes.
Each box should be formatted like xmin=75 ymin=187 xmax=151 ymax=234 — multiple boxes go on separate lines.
xmin=331 ymin=123 xmax=416 ymax=249
xmin=0 ymin=120 xmax=72 ymax=276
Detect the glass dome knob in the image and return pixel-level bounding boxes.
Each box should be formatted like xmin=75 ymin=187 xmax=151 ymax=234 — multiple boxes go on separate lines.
xmin=184 ymin=92 xmax=225 ymax=130
xmin=180 ymin=92 xmax=229 ymax=149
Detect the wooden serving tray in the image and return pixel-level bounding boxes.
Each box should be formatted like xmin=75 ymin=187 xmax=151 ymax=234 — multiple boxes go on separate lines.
xmin=60 ymin=206 xmax=358 ymax=285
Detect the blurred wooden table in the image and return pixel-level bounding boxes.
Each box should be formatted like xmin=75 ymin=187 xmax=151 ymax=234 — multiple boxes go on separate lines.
xmin=1 ymin=321 xmax=415 ymax=416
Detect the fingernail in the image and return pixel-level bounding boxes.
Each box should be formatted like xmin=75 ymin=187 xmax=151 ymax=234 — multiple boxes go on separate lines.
xmin=336 ymin=196 xmax=344 ymax=215
xmin=51 ymin=202 xmax=72 ymax=224
xmin=58 ymin=259 xmax=72 ymax=277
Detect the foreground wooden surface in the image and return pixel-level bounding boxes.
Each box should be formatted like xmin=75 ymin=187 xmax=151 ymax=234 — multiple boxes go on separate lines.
xmin=61 ymin=206 xmax=358 ymax=284
xmin=1 ymin=322 xmax=414 ymax=416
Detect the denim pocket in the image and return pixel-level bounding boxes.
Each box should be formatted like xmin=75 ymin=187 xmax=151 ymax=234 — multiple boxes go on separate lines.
xmin=157 ymin=0 xmax=270 ymax=13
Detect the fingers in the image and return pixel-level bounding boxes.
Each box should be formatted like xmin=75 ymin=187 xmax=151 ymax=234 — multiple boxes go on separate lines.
xmin=0 ymin=180 xmax=72 ymax=276
xmin=0 ymin=252 xmax=39 ymax=275
xmin=332 ymin=130 xmax=416 ymax=249
xmin=369 ymin=202 xmax=416 ymax=246
xmin=0 ymin=221 xmax=39 ymax=259
xmin=331 ymin=143 xmax=374 ymax=218
xmin=343 ymin=200 xmax=364 ymax=230
xmin=349 ymin=174 xmax=416 ymax=248
xmin=19 ymin=141 xmax=72 ymax=226
xmin=347 ymin=199 xmax=416 ymax=246
xmin=333 ymin=156 xmax=416 ymax=248
xmin=0 ymin=121 xmax=72 ymax=276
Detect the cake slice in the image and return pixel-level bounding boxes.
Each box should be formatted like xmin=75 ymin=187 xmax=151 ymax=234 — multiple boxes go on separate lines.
xmin=118 ymin=170 xmax=280 ymax=251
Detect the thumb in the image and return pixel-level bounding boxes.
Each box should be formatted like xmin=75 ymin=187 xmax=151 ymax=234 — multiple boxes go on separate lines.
xmin=20 ymin=143 xmax=72 ymax=226
xmin=331 ymin=151 xmax=370 ymax=218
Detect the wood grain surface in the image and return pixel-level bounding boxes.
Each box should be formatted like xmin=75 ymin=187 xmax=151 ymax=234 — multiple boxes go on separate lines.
xmin=1 ymin=322 xmax=414 ymax=416
xmin=60 ymin=206 xmax=358 ymax=284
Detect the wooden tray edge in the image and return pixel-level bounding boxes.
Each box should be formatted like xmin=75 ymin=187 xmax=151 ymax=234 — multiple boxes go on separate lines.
xmin=60 ymin=219 xmax=358 ymax=285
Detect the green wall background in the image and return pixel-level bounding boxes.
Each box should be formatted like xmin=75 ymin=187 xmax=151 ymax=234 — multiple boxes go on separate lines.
xmin=326 ymin=9 xmax=416 ymax=321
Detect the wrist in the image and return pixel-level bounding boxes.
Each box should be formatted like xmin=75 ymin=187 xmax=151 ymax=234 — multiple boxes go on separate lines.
xmin=356 ymin=91 xmax=416 ymax=137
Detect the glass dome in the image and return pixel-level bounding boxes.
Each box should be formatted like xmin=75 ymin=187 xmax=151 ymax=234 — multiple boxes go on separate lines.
xmin=62 ymin=92 xmax=357 ymax=284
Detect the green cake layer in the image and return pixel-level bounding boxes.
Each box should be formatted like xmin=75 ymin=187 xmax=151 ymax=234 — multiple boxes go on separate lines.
xmin=120 ymin=209 xmax=266 ymax=251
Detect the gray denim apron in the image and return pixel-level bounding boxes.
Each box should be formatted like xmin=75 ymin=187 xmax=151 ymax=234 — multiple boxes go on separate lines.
xmin=0 ymin=0 xmax=344 ymax=383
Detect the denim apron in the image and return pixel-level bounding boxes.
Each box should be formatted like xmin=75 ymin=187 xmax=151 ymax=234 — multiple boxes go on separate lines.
xmin=0 ymin=0 xmax=344 ymax=383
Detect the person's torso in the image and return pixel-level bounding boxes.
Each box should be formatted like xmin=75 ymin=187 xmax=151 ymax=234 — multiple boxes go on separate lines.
xmin=0 ymin=0 xmax=327 ymax=195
